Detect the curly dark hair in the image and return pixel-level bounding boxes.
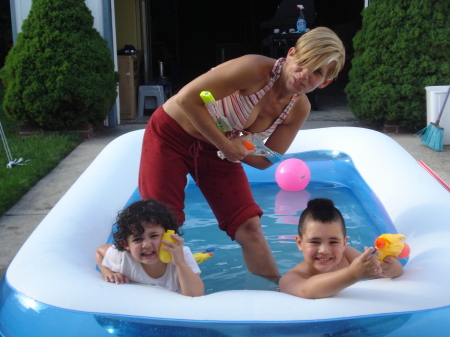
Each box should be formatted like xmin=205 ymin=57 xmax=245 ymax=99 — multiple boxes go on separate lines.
xmin=298 ymin=198 xmax=345 ymax=237
xmin=113 ymin=199 xmax=180 ymax=251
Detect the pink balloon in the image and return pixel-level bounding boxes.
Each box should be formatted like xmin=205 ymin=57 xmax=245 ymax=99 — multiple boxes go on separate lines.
xmin=275 ymin=159 xmax=311 ymax=191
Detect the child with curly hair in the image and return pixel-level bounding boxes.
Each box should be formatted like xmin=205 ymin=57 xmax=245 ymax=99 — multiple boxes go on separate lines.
xmin=95 ymin=198 xmax=204 ymax=296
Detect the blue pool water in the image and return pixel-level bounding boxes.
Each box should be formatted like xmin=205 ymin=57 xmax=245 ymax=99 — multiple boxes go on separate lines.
xmin=105 ymin=150 xmax=398 ymax=294
xmin=183 ymin=181 xmax=384 ymax=294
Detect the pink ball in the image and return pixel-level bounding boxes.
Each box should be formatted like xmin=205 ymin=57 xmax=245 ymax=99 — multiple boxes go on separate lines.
xmin=275 ymin=159 xmax=311 ymax=191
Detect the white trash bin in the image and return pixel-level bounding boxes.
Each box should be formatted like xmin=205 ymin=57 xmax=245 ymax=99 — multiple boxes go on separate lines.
xmin=425 ymin=86 xmax=450 ymax=145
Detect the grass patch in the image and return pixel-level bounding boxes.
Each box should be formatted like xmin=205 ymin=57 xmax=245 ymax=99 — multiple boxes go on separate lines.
xmin=0 ymin=85 xmax=81 ymax=216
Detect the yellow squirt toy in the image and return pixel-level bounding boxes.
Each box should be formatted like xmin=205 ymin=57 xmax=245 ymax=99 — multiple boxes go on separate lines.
xmin=374 ymin=234 xmax=410 ymax=261
xmin=193 ymin=252 xmax=213 ymax=264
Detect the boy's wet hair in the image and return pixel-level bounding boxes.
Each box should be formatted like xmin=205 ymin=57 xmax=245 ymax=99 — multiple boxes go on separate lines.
xmin=113 ymin=198 xmax=180 ymax=251
xmin=298 ymin=198 xmax=345 ymax=237
xmin=292 ymin=26 xmax=345 ymax=81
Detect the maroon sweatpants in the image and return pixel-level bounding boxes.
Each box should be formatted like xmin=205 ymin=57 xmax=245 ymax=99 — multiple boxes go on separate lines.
xmin=138 ymin=106 xmax=263 ymax=240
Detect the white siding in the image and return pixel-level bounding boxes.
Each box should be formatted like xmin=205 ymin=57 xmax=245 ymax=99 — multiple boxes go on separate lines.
xmin=13 ymin=0 xmax=105 ymax=37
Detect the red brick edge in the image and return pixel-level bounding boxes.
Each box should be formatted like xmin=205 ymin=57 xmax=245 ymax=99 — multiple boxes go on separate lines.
xmin=382 ymin=120 xmax=415 ymax=134
xmin=19 ymin=122 xmax=100 ymax=139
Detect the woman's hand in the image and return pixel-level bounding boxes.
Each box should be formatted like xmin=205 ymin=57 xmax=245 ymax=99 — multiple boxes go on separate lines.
xmin=219 ymin=136 xmax=254 ymax=162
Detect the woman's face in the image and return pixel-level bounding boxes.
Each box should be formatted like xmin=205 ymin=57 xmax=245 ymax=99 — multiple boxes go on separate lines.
xmin=285 ymin=48 xmax=333 ymax=94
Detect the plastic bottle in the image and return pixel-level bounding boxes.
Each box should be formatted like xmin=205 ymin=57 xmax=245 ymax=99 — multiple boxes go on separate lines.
xmin=159 ymin=230 xmax=176 ymax=263
xmin=296 ymin=5 xmax=306 ymax=33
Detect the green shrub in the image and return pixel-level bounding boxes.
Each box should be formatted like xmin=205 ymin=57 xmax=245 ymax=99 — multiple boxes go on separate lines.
xmin=345 ymin=0 xmax=450 ymax=129
xmin=0 ymin=1 xmax=12 ymax=68
xmin=0 ymin=0 xmax=119 ymax=130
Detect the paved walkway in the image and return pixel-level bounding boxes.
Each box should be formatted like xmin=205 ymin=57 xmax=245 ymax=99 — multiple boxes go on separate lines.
xmin=1 ymin=82 xmax=449 ymax=278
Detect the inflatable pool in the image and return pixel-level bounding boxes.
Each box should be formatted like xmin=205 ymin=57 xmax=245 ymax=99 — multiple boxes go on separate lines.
xmin=1 ymin=127 xmax=450 ymax=336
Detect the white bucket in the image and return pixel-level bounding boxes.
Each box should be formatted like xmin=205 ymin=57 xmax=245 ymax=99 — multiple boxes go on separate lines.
xmin=425 ymin=86 xmax=450 ymax=145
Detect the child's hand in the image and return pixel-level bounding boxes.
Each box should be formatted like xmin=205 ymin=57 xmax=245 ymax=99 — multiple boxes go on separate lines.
xmin=161 ymin=234 xmax=186 ymax=266
xmin=349 ymin=247 xmax=382 ymax=280
xmin=380 ymin=255 xmax=404 ymax=278
xmin=104 ymin=271 xmax=130 ymax=285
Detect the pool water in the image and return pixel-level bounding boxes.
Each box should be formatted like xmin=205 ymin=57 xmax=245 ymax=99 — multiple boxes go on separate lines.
xmin=110 ymin=150 xmax=399 ymax=295
xmin=183 ymin=181 xmax=382 ymax=294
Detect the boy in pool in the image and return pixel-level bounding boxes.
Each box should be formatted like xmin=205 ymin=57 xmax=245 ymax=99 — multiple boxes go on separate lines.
xmin=279 ymin=198 xmax=403 ymax=299
xmin=95 ymin=199 xmax=204 ymax=297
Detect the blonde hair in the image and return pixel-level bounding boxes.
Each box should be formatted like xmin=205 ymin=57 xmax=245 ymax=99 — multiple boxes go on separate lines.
xmin=292 ymin=27 xmax=345 ymax=80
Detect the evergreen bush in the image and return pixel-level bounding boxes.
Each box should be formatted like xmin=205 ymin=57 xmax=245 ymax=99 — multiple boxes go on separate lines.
xmin=0 ymin=0 xmax=119 ymax=130
xmin=345 ymin=0 xmax=450 ymax=129
xmin=0 ymin=1 xmax=12 ymax=68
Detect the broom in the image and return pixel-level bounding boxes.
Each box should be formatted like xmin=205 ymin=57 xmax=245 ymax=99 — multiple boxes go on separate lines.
xmin=415 ymin=85 xmax=450 ymax=152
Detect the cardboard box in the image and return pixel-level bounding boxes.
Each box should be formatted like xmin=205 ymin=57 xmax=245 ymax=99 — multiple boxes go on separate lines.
xmin=118 ymin=51 xmax=143 ymax=119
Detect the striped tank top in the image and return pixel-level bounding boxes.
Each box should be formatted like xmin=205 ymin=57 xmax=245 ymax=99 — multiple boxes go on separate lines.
xmin=214 ymin=57 xmax=297 ymax=139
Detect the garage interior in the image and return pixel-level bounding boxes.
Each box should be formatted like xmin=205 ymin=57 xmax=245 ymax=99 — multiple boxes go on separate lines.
xmin=114 ymin=0 xmax=364 ymax=118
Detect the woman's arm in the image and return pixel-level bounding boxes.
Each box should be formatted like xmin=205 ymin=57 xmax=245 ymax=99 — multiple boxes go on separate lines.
xmin=171 ymin=55 xmax=274 ymax=162
xmin=241 ymin=94 xmax=311 ymax=170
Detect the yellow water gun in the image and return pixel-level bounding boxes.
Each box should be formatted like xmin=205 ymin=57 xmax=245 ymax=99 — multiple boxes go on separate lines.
xmin=200 ymin=91 xmax=282 ymax=163
xmin=193 ymin=251 xmax=213 ymax=264
xmin=200 ymin=91 xmax=233 ymax=133
xmin=374 ymin=234 xmax=410 ymax=261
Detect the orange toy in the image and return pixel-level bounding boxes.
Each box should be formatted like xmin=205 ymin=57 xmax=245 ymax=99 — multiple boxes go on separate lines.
xmin=244 ymin=140 xmax=256 ymax=150
xmin=374 ymin=234 xmax=410 ymax=261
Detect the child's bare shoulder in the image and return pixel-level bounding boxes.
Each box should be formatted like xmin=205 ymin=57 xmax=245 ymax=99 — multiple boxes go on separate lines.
xmin=280 ymin=263 xmax=309 ymax=283
xmin=279 ymin=263 xmax=312 ymax=295
xmin=343 ymin=245 xmax=362 ymax=264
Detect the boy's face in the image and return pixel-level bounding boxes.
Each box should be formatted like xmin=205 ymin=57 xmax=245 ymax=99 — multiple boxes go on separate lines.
xmin=297 ymin=220 xmax=348 ymax=274
xmin=122 ymin=223 xmax=166 ymax=265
